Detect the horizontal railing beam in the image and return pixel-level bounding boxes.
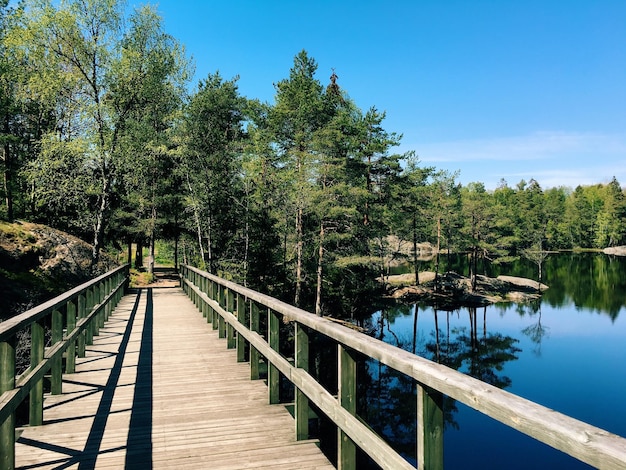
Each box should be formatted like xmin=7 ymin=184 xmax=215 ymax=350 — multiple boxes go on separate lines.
xmin=184 ymin=277 xmax=412 ymax=470
xmin=0 ymin=264 xmax=129 ymax=342
xmin=0 ymin=274 xmax=127 ymax=426
xmin=182 ymin=265 xmax=626 ymax=470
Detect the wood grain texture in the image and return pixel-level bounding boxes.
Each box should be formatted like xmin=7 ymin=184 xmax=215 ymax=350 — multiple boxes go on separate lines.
xmin=15 ymin=287 xmax=334 ymax=469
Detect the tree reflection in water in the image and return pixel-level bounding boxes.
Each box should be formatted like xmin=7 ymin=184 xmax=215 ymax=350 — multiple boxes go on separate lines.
xmin=359 ymin=304 xmax=522 ymax=466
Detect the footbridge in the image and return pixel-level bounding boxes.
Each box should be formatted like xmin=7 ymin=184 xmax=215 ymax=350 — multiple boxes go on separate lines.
xmin=1 ymin=265 xmax=625 ymax=469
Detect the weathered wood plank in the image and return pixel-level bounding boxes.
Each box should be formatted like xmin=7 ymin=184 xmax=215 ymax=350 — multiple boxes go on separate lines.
xmin=14 ymin=287 xmax=334 ymax=470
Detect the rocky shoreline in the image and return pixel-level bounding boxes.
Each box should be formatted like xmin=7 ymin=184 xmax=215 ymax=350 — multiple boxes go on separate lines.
xmin=386 ymin=271 xmax=548 ymax=308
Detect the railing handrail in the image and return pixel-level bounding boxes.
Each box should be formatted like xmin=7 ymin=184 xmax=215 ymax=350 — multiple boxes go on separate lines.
xmin=0 ymin=264 xmax=129 ymax=470
xmin=182 ymin=264 xmax=626 ymax=470
xmin=0 ymin=264 xmax=129 ymax=342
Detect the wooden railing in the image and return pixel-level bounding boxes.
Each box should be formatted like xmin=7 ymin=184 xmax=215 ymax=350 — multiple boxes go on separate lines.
xmin=0 ymin=264 xmax=129 ymax=469
xmin=181 ymin=265 xmax=626 ymax=470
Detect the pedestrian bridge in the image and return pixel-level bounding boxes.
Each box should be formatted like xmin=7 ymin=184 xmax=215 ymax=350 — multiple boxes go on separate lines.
xmin=1 ymin=265 xmax=625 ymax=469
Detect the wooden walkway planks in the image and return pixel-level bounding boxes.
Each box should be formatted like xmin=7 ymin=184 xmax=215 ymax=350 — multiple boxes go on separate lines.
xmin=15 ymin=287 xmax=334 ymax=469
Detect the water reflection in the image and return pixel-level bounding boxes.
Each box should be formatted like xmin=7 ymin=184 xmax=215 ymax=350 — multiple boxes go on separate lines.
xmin=359 ymin=253 xmax=626 ymax=469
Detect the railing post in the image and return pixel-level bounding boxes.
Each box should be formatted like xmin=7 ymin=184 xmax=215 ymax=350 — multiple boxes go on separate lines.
xmin=51 ymin=308 xmax=63 ymax=395
xmin=85 ymin=288 xmax=94 ymax=345
xmin=77 ymin=293 xmax=86 ymax=357
xmin=211 ymin=280 xmax=218 ymax=330
xmin=226 ymin=289 xmax=236 ymax=349
xmin=268 ymin=308 xmax=280 ymax=404
xmin=0 ymin=337 xmax=16 ymax=470
xmin=417 ymin=384 xmax=444 ymax=470
xmin=338 ymin=344 xmax=357 ymax=470
xmin=295 ymin=323 xmax=309 ymax=441
xmin=218 ymin=285 xmax=226 ymax=338
xmin=236 ymin=294 xmax=246 ymax=362
xmin=97 ymin=281 xmax=105 ymax=330
xmin=250 ymin=302 xmax=260 ymax=380
xmin=66 ymin=299 xmax=77 ymax=374
xmin=201 ymin=276 xmax=208 ymax=319
xmin=193 ymin=271 xmax=199 ymax=307
xmin=104 ymin=277 xmax=111 ymax=322
xmin=29 ymin=319 xmax=45 ymax=426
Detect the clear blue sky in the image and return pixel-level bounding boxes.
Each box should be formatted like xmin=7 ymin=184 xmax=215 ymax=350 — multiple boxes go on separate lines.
xmin=146 ymin=0 xmax=626 ymax=190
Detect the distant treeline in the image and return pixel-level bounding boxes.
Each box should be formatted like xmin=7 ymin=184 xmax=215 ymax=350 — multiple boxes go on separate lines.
xmin=1 ymin=0 xmax=625 ymax=316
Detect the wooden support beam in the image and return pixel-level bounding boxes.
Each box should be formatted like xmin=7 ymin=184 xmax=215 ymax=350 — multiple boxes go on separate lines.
xmin=29 ymin=319 xmax=44 ymax=426
xmin=338 ymin=344 xmax=357 ymax=470
xmin=66 ymin=300 xmax=77 ymax=374
xmin=77 ymin=294 xmax=86 ymax=358
xmin=236 ymin=294 xmax=246 ymax=362
xmin=268 ymin=308 xmax=280 ymax=404
xmin=295 ymin=323 xmax=310 ymax=441
xmin=250 ymin=302 xmax=260 ymax=380
xmin=0 ymin=338 xmax=16 ymax=470
xmin=50 ymin=308 xmax=63 ymax=395
xmin=417 ymin=384 xmax=444 ymax=470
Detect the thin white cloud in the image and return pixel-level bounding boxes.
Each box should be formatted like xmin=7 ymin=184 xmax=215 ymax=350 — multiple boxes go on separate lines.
xmin=398 ymin=131 xmax=626 ymax=189
xmin=407 ymin=131 xmax=626 ymax=164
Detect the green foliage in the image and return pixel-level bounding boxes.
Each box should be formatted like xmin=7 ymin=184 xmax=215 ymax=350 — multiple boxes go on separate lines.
xmin=2 ymin=1 xmax=626 ymax=320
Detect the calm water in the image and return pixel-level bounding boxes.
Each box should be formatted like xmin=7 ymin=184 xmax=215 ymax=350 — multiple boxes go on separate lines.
xmin=361 ymin=253 xmax=626 ymax=469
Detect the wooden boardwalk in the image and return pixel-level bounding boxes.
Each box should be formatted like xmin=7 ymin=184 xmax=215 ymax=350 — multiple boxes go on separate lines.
xmin=15 ymin=287 xmax=334 ymax=469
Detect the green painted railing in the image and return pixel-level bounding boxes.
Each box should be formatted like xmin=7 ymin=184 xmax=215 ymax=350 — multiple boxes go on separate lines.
xmin=182 ymin=265 xmax=626 ymax=470
xmin=0 ymin=264 xmax=129 ymax=470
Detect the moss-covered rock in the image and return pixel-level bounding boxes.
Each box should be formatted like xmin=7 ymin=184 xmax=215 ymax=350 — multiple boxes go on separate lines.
xmin=0 ymin=221 xmax=118 ymax=319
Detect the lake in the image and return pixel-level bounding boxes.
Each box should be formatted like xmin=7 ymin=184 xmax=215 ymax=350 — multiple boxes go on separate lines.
xmin=359 ymin=252 xmax=626 ymax=469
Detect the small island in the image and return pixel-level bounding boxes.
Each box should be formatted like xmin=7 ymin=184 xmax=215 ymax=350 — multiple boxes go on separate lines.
xmin=385 ymin=271 xmax=548 ymax=308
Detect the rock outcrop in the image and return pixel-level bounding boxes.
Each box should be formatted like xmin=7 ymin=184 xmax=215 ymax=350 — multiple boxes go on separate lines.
xmin=0 ymin=221 xmax=118 ymax=319
xmin=388 ymin=271 xmax=547 ymax=308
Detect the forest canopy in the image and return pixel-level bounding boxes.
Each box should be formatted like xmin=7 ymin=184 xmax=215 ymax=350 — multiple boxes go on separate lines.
xmin=1 ymin=0 xmax=625 ymax=316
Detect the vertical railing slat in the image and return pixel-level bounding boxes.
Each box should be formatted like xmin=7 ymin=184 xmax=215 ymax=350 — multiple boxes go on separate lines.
xmin=236 ymin=294 xmax=246 ymax=362
xmin=417 ymin=384 xmax=444 ymax=470
xmin=250 ymin=302 xmax=260 ymax=380
xmin=85 ymin=288 xmax=94 ymax=345
xmin=77 ymin=293 xmax=86 ymax=357
xmin=268 ymin=308 xmax=280 ymax=404
xmin=218 ymin=286 xmax=226 ymax=339
xmin=226 ymin=289 xmax=236 ymax=349
xmin=338 ymin=344 xmax=357 ymax=470
xmin=0 ymin=337 xmax=16 ymax=470
xmin=50 ymin=308 xmax=63 ymax=395
xmin=29 ymin=319 xmax=45 ymax=426
xmin=295 ymin=323 xmax=309 ymax=441
xmin=211 ymin=280 xmax=218 ymax=329
xmin=66 ymin=300 xmax=77 ymax=374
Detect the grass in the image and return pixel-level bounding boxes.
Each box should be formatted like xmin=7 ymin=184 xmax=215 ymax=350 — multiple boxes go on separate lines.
xmin=129 ymin=269 xmax=154 ymax=287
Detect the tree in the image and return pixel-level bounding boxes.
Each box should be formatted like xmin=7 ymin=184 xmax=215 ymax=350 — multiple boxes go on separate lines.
xmin=110 ymin=5 xmax=189 ymax=273
xmin=180 ymin=72 xmax=247 ymax=274
xmin=393 ymin=154 xmax=433 ymax=285
xmin=14 ymin=0 xmax=190 ymax=266
xmin=268 ymin=50 xmax=328 ymax=307
xmin=460 ymin=182 xmax=492 ymax=290
xmin=595 ymin=177 xmax=626 ymax=247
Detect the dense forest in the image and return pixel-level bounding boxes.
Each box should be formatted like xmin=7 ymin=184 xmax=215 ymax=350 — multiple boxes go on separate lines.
xmin=2 ymin=0 xmax=626 ymax=316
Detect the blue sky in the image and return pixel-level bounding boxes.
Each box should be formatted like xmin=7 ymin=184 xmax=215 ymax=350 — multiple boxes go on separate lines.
xmin=145 ymin=0 xmax=626 ymax=190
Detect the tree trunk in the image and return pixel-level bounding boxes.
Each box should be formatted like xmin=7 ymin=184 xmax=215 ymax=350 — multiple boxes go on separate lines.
xmin=314 ymin=222 xmax=325 ymax=316
xmin=135 ymin=241 xmax=143 ymax=269
xmin=174 ymin=212 xmax=179 ymax=272
xmin=434 ymin=216 xmax=441 ymax=292
xmin=91 ymin=179 xmax=110 ymax=267
xmin=148 ymin=206 xmax=156 ymax=274
xmin=295 ymin=206 xmax=303 ymax=307
xmin=186 ymin=175 xmax=205 ymax=268
xmin=3 ymin=115 xmax=13 ymax=221
xmin=413 ymin=213 xmax=420 ymax=285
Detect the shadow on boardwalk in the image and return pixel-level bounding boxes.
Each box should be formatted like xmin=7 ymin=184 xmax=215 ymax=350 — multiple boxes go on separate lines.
xmin=15 ymin=287 xmax=334 ymax=469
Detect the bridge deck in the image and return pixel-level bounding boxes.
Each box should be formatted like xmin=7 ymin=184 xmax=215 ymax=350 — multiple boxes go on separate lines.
xmin=15 ymin=287 xmax=334 ymax=469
